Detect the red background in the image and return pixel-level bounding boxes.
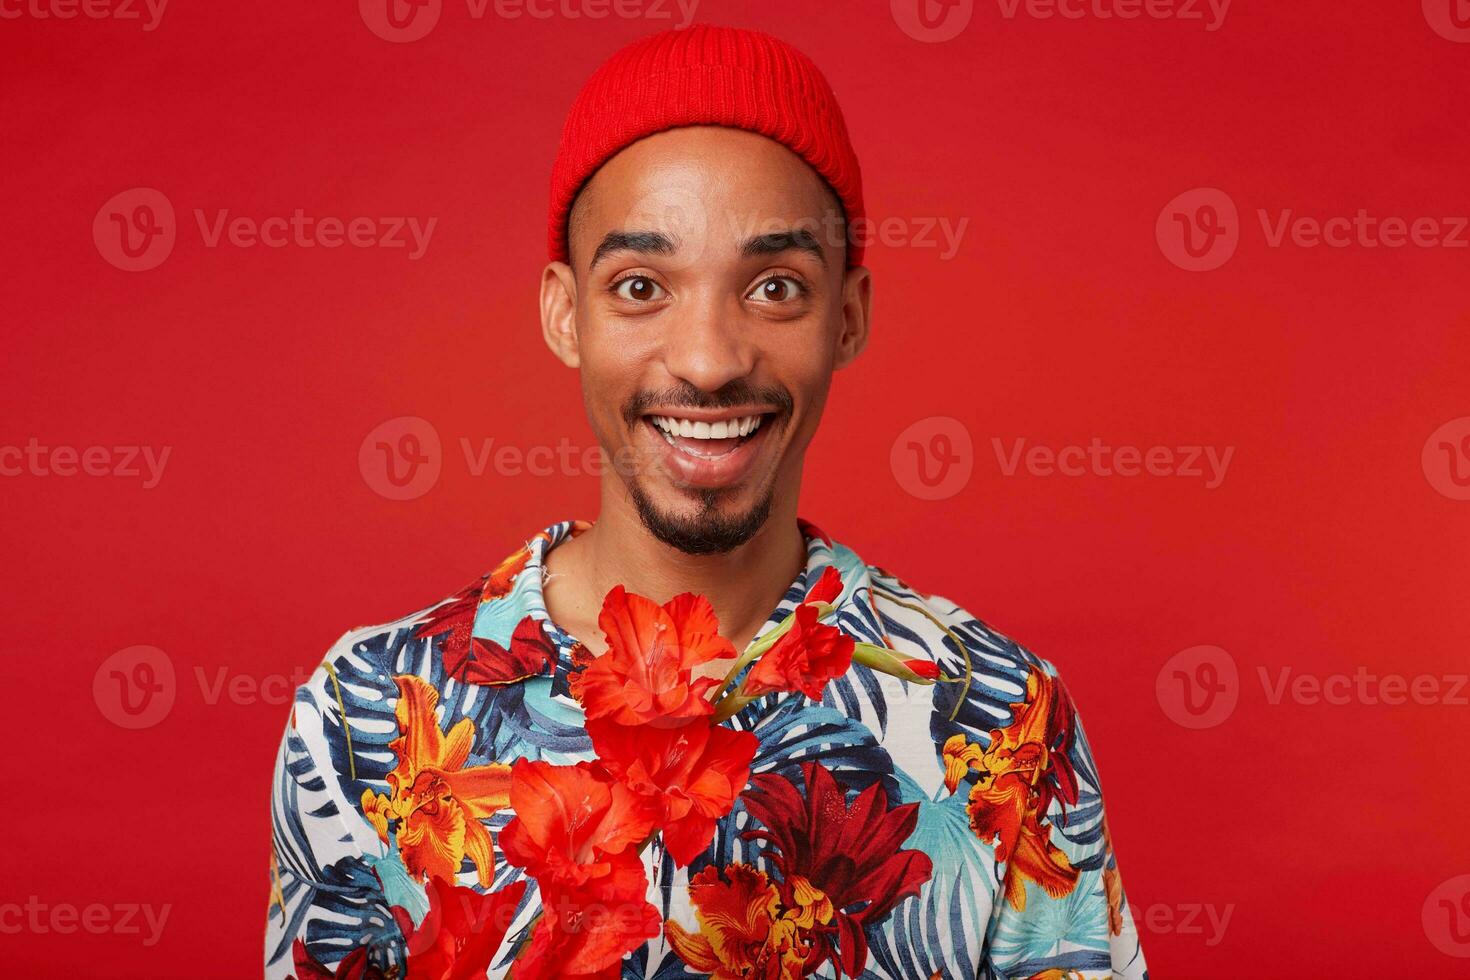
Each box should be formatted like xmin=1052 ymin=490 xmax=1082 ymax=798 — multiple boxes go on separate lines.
xmin=4 ymin=1 xmax=1469 ymax=976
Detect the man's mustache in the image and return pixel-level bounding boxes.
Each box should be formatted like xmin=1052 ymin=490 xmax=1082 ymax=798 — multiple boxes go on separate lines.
xmin=623 ymin=381 xmax=794 ymax=425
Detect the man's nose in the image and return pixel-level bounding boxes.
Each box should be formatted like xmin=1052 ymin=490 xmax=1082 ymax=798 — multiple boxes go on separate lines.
xmin=660 ymin=298 xmax=756 ymax=393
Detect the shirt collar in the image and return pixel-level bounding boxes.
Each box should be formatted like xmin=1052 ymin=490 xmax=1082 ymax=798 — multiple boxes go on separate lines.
xmin=468 ymin=518 xmax=876 ymax=697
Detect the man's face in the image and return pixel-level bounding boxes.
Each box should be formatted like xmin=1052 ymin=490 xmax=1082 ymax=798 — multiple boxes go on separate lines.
xmin=544 ymin=127 xmax=869 ymax=555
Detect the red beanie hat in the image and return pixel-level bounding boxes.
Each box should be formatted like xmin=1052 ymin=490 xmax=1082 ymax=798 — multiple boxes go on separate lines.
xmin=548 ymin=25 xmax=866 ymax=266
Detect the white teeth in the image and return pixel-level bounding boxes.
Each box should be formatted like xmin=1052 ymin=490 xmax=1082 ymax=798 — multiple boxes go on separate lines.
xmin=649 ymin=414 xmax=764 ymax=441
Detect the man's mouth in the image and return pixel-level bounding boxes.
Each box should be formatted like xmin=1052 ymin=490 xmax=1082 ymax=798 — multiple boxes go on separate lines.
xmin=646 ymin=413 xmax=766 ymax=457
xmin=638 ymin=408 xmax=779 ymax=488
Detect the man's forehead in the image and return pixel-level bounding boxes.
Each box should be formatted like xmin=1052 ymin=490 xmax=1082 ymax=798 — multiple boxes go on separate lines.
xmin=568 ymin=127 xmax=844 ymax=264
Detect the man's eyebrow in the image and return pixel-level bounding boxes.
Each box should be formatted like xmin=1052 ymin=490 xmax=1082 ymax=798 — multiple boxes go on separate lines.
xmin=589 ymin=230 xmax=677 ymax=270
xmin=740 ymin=228 xmax=827 ymax=266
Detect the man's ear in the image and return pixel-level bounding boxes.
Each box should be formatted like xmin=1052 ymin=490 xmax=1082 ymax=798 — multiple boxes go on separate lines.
xmin=834 ymin=264 xmax=872 ymax=370
xmin=540 ymin=261 xmax=580 ymax=368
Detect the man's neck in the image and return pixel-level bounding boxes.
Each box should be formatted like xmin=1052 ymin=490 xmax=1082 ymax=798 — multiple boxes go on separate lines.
xmin=542 ymin=489 xmax=807 ymax=659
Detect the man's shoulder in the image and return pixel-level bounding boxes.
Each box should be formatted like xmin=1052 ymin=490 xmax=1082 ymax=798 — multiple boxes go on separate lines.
xmin=296 ymin=574 xmax=488 ymax=707
xmin=860 ymin=560 xmax=1061 ymax=682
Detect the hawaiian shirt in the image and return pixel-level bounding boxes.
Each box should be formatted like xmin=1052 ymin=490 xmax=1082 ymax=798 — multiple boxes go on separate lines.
xmin=265 ymin=519 xmax=1147 ymax=979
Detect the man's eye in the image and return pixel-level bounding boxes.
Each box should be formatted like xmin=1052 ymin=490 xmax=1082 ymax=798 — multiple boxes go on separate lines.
xmin=612 ymin=276 xmax=664 ymax=302
xmin=747 ymin=276 xmax=804 ymax=303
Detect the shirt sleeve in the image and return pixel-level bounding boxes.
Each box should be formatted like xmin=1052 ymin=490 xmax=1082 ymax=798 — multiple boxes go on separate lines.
xmin=981 ymin=665 xmax=1148 ymax=980
xmin=265 ymin=675 xmax=407 ymax=979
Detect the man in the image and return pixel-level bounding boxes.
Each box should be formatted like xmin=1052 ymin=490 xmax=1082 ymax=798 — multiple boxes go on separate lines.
xmin=266 ymin=25 xmax=1147 ymax=980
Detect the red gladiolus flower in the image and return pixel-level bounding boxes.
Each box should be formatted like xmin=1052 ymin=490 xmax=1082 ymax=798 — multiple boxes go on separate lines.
xmin=499 ymin=760 xmax=656 ymax=880
xmin=901 ymin=658 xmax=940 ymax=680
xmin=509 ymin=875 xmax=661 ymax=980
xmin=587 ymin=718 xmax=758 ymax=867
xmin=569 ymin=587 xmax=736 ymax=727
xmin=402 ymin=877 xmax=528 ymax=980
xmin=803 ymin=566 xmax=842 ymax=605
xmin=742 ymin=604 xmax=854 ymax=701
xmin=500 ymin=760 xmax=661 ymax=976
xmin=289 ymin=882 xmax=525 ymax=979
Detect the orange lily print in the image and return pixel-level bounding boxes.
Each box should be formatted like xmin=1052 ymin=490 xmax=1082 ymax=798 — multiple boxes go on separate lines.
xmin=942 ymin=666 xmax=1081 ymax=912
xmin=361 ymin=675 xmax=512 ymax=886
xmin=665 ymin=863 xmax=809 ymax=980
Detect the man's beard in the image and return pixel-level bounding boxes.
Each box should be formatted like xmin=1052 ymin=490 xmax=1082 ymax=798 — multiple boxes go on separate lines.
xmin=619 ymin=379 xmax=790 ymax=555
xmin=628 ymin=481 xmax=774 ymax=555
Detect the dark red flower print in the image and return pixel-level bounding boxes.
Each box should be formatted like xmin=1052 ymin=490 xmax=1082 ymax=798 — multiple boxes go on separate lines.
xmin=444 ymin=615 xmax=558 ymax=686
xmin=737 ymin=762 xmax=933 ymax=978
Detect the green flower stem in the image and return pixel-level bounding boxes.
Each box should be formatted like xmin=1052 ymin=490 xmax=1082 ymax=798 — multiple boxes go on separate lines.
xmin=851 ymin=642 xmax=952 ymax=684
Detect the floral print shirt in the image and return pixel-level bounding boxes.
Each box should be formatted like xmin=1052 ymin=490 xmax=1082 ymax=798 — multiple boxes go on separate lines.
xmin=266 ymin=519 xmax=1147 ymax=979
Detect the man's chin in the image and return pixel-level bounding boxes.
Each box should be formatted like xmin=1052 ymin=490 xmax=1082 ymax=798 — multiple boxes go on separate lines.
xmin=629 ymin=483 xmax=773 ymax=556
